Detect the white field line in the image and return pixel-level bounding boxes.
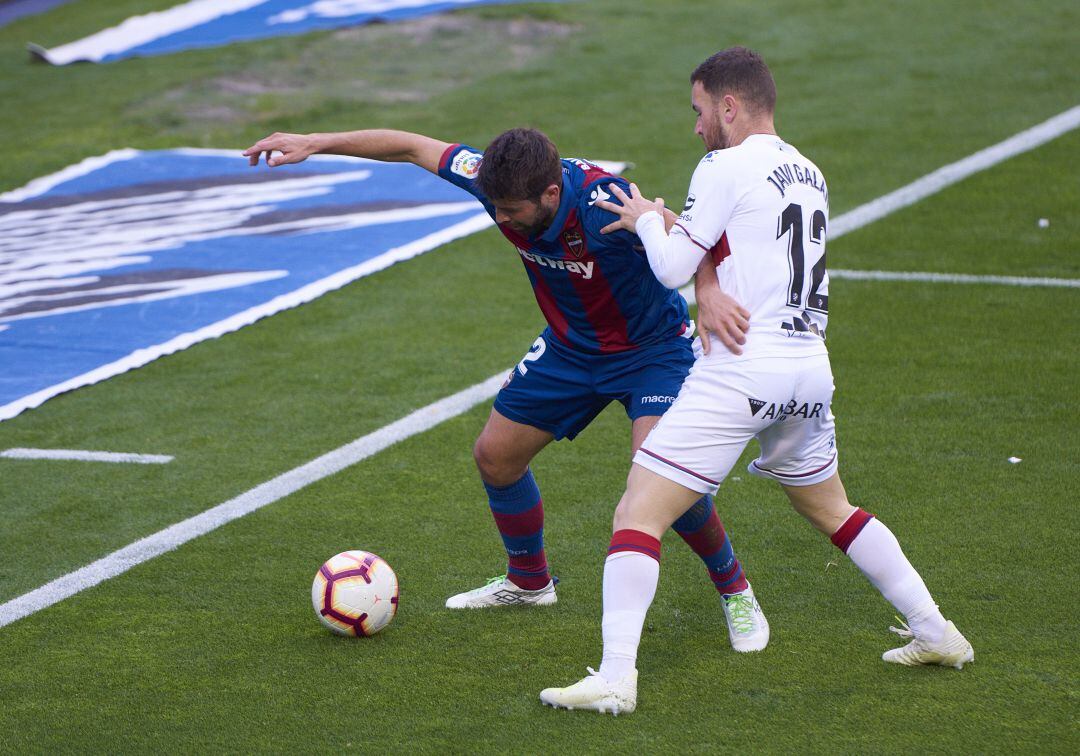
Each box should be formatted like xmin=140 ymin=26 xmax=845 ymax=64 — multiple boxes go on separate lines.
xmin=2 ymin=107 xmax=1078 ymax=629
xmin=0 ymin=448 xmax=173 ymax=464
xmin=830 ymin=105 xmax=1080 ymax=238
xmin=830 ymin=269 xmax=1080 ymax=288
xmin=682 ymin=269 xmax=1080 ymax=304
xmin=0 ymin=372 xmax=506 ymax=629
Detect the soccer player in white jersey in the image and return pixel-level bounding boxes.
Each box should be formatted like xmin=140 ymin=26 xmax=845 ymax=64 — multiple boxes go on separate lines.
xmin=539 ymin=47 xmax=973 ymax=715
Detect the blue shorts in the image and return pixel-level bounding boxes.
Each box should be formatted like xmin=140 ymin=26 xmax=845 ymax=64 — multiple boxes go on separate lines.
xmin=493 ymin=330 xmax=695 ymax=441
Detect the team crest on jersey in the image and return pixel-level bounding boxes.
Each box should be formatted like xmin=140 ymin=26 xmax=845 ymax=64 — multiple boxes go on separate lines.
xmin=563 ymin=229 xmax=585 ymax=258
xmin=451 ymin=150 xmax=482 ymax=179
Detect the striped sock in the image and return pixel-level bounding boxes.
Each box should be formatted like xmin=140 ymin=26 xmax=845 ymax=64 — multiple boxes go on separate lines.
xmin=485 ymin=469 xmax=549 ymax=590
xmin=672 ymin=495 xmax=749 ymax=595
xmin=599 ymin=529 xmax=661 ymax=682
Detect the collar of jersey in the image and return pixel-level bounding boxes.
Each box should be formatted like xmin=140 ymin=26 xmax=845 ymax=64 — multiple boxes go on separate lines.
xmin=536 ymin=171 xmax=577 ymax=244
xmin=741 ymin=133 xmax=783 ymax=147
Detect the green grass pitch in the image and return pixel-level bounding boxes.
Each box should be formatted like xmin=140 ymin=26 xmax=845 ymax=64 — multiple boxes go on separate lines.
xmin=1 ymin=0 xmax=1078 ymax=752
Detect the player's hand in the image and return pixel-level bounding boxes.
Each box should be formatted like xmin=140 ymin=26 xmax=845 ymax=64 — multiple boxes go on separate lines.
xmin=597 ymin=183 xmax=665 ymax=234
xmin=243 ymin=132 xmax=318 ymax=167
xmin=695 ymin=285 xmax=750 ymax=357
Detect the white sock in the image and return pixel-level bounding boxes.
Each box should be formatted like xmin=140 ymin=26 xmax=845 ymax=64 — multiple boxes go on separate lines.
xmin=599 ymin=551 xmax=659 ymax=681
xmin=846 ymin=517 xmax=948 ymax=643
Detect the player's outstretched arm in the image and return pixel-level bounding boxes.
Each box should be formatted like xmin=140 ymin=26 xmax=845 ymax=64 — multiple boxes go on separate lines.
xmin=243 ymin=129 xmax=452 ymax=174
xmin=694 ymin=255 xmax=749 ymax=356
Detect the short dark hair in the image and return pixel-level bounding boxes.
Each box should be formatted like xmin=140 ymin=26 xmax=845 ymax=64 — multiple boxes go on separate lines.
xmin=477 ymin=128 xmax=562 ymax=202
xmin=691 ymin=47 xmax=776 ymax=115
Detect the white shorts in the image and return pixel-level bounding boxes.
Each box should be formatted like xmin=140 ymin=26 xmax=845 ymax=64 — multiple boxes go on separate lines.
xmin=634 ymin=352 xmax=838 ymax=495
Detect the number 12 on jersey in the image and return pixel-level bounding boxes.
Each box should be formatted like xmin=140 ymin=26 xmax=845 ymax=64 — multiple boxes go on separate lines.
xmin=777 ymin=203 xmax=828 ymax=314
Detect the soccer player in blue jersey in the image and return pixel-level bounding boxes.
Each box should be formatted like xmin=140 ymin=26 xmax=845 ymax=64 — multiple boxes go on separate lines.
xmin=244 ymin=127 xmax=768 ymax=650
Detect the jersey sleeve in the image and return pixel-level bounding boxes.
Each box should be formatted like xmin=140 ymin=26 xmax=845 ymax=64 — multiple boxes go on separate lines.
xmin=673 ymin=152 xmax=740 ymax=250
xmin=630 ymin=152 xmax=739 ymax=288
xmin=579 ymin=175 xmax=640 ymax=251
xmin=436 ymin=143 xmax=495 ymax=217
xmin=635 ymin=211 xmax=706 ymax=289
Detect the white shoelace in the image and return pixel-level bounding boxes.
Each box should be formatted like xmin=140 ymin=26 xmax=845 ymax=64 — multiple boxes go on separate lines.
xmin=889 ymin=616 xmax=914 ymax=640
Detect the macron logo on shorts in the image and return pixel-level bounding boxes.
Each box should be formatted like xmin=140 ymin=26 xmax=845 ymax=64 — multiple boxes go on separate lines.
xmin=641 ymin=395 xmax=676 ymax=405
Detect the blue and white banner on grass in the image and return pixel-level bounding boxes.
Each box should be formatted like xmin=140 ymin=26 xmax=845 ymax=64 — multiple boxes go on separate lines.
xmin=30 ymin=0 xmax=542 ymax=65
xmin=0 ymin=148 xmax=494 ymax=421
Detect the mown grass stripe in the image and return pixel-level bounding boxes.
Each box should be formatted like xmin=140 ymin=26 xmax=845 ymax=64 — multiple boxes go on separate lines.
xmin=0 ymin=372 xmax=505 ymax=629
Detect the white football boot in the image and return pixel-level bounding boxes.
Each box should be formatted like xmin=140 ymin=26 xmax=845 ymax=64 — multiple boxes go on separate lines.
xmin=882 ymin=620 xmax=974 ymax=669
xmin=445 ymin=574 xmax=557 ymax=609
xmin=540 ymin=668 xmax=637 ymax=715
xmin=721 ymin=585 xmax=770 ymax=652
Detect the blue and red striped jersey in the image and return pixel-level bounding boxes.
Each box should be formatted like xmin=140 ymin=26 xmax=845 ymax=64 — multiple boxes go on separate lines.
xmin=438 ymin=143 xmax=690 ymax=355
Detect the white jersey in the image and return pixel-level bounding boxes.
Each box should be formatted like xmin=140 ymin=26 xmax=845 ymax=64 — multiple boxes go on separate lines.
xmin=635 ymin=133 xmax=830 ymax=361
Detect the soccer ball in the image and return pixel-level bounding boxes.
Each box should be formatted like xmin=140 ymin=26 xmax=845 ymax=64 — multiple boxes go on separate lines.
xmin=312 ymin=550 xmax=399 ymax=636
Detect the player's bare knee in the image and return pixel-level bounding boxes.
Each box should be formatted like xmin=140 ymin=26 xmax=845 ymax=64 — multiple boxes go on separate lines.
xmin=473 ymin=434 xmax=525 ymax=486
xmin=612 ymin=490 xmax=668 ymax=537
xmin=471 ymin=434 xmax=501 ymax=479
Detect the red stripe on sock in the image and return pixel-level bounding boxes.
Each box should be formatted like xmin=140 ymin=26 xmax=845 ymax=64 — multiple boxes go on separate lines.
xmin=608 ymin=529 xmax=661 ymax=561
xmin=491 ymin=501 xmax=544 ymax=537
xmin=507 ymin=550 xmax=549 ymax=590
xmin=830 ymin=508 xmax=875 ymax=553
xmin=712 ymin=563 xmax=749 ymax=595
